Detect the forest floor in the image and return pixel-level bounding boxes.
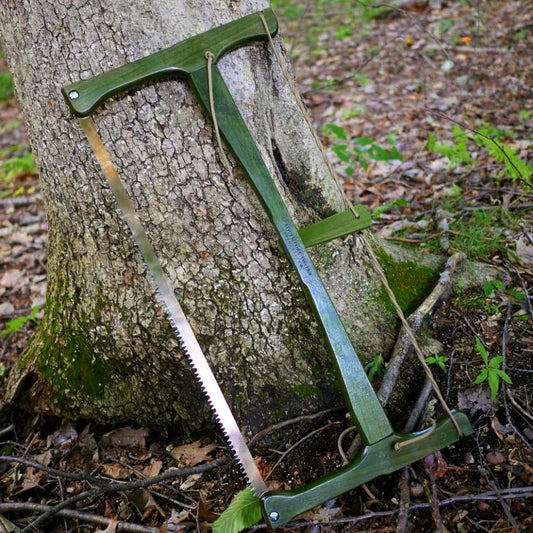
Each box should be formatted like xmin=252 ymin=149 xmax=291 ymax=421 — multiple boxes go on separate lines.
xmin=1 ymin=1 xmax=532 ymax=532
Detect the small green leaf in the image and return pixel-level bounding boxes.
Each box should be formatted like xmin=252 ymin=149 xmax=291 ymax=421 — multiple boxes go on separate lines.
xmin=366 ymin=354 xmax=384 ymax=381
xmin=506 ymin=287 xmax=525 ymax=301
xmin=213 ymin=488 xmax=263 ymax=533
xmin=353 ymin=136 xmax=374 ymax=147
xmin=483 ymin=279 xmax=505 ymax=297
xmin=323 ymin=123 xmax=347 ymax=139
xmin=494 ymin=369 xmax=512 ymax=384
xmin=332 ymin=144 xmax=350 ymax=163
xmin=475 ymin=338 xmax=489 ymax=365
xmin=426 ymin=356 xmax=437 ymax=364
xmin=0 ymin=305 xmax=42 ymax=336
xmin=488 ymin=356 xmax=503 ymax=369
xmin=487 ymin=370 xmax=500 ymax=398
xmin=437 ymin=357 xmax=449 ymax=370
xmin=473 ymin=369 xmax=488 ymax=384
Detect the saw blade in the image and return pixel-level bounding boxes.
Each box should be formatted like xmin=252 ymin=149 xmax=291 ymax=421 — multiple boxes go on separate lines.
xmin=78 ymin=116 xmax=267 ymax=496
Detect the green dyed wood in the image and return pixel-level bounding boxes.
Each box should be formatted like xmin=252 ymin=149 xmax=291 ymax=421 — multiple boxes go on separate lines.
xmin=63 ymin=8 xmax=394 ymax=445
xmin=63 ymin=11 xmax=473 ymax=529
xmin=299 ymin=205 xmax=372 ymax=248
xmin=189 ymin=65 xmax=393 ymax=446
xmin=262 ymin=410 xmax=473 ymax=528
xmin=62 ymin=9 xmax=278 ymax=117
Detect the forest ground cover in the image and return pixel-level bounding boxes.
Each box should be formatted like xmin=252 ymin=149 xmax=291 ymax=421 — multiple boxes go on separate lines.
xmin=0 ymin=1 xmax=532 ymax=531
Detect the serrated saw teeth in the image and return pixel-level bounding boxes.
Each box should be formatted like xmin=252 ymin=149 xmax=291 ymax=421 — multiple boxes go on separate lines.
xmin=74 ymin=117 xmax=267 ymax=497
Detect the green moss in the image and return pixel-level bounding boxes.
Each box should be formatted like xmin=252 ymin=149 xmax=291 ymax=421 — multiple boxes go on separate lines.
xmin=375 ymin=247 xmax=439 ymax=316
xmin=25 ymin=274 xmax=122 ymax=412
xmin=292 ymin=383 xmax=321 ymax=399
xmin=38 ymin=324 xmax=118 ymax=409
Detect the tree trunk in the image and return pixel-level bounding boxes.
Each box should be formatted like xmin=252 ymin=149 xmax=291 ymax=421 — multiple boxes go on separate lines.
xmin=0 ymin=0 xmax=442 ymax=433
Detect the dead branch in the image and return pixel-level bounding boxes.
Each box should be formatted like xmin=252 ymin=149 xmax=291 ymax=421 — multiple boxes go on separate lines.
xmin=265 ymin=421 xmax=341 ymax=481
xmin=0 ymin=503 xmax=159 ymax=533
xmin=16 ymin=457 xmax=227 ymax=533
xmin=248 ymin=407 xmax=341 ymax=447
xmin=378 ymin=252 xmax=465 ymax=407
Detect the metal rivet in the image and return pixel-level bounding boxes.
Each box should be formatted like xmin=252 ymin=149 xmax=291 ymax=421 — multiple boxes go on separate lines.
xmin=68 ymin=90 xmax=80 ymax=100
xmin=269 ymin=511 xmax=279 ymax=522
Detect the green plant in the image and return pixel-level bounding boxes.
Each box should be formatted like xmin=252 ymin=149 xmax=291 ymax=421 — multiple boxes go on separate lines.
xmin=0 ymin=148 xmax=38 ymax=184
xmin=270 ymin=0 xmax=306 ymax=20
xmin=1 ymin=305 xmax=42 ymax=336
xmin=324 ymin=123 xmax=403 ymax=175
xmin=427 ymin=124 xmax=532 ymax=185
xmin=483 ymin=279 xmax=505 ymax=297
xmin=213 ymin=488 xmax=262 ymax=533
xmin=0 ymin=71 xmax=14 ymax=101
xmin=365 ymin=354 xmax=384 ymax=381
xmin=427 ymin=125 xmax=474 ymax=167
xmin=426 ymin=354 xmax=449 ymax=371
xmin=371 ymin=197 xmax=408 ymax=219
xmin=474 ymin=129 xmax=531 ymax=184
xmin=473 ymin=338 xmax=512 ymax=399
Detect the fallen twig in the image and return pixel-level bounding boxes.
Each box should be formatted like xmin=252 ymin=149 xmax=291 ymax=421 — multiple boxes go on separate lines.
xmin=474 ymin=430 xmax=521 ymax=532
xmin=396 ymin=467 xmax=411 ymax=533
xmin=17 ymin=457 xmax=227 ymax=533
xmin=0 ymin=425 xmax=15 ymax=439
xmin=0 ymin=455 xmax=105 ymax=483
xmin=378 ymin=252 xmax=465 ymax=407
xmin=347 ymin=252 xmax=465 ymax=460
xmin=426 ymin=468 xmax=444 ymax=533
xmin=248 ymin=407 xmax=341 ymax=447
xmin=265 ymin=421 xmax=340 ymax=481
xmin=0 ymin=503 xmax=158 ymax=533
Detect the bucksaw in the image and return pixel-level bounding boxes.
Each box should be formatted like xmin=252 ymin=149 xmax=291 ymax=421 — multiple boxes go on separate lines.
xmin=62 ymin=8 xmax=472 ymax=528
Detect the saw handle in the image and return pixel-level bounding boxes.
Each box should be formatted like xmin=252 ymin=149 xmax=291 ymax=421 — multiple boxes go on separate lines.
xmin=62 ymin=9 xmax=278 ymax=117
xmin=262 ymin=411 xmax=472 ymax=528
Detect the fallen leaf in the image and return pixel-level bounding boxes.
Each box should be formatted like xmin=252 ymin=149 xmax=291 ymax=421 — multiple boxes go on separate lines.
xmin=159 ymin=509 xmax=189 ymax=532
xmin=1 ymin=270 xmax=23 ymax=289
xmin=197 ymin=499 xmax=219 ymax=522
xmin=170 ymin=440 xmax=217 ymax=466
xmin=491 ymin=417 xmax=514 ymax=440
xmin=424 ymin=451 xmax=448 ymax=477
xmin=143 ymin=460 xmax=163 ymax=477
xmin=179 ymin=473 xmax=202 ymax=490
xmin=103 ymin=500 xmax=114 ymax=518
xmin=47 ymin=419 xmax=78 ymax=449
xmin=101 ymin=427 xmax=149 ymax=448
xmin=410 ymin=483 xmax=424 ymax=498
xmin=127 ymin=488 xmax=165 ymax=517
xmin=102 ymin=463 xmax=131 ymax=480
xmin=516 ymin=236 xmax=533 ymax=266
xmin=16 ymin=467 xmax=44 ymax=494
xmin=485 ymin=451 xmax=505 ymax=466
xmin=33 ymin=450 xmax=52 ymax=467
xmin=457 ymin=387 xmax=493 ymax=414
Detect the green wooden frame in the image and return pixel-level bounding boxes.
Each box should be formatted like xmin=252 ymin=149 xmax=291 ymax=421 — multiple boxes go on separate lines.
xmin=63 ymin=9 xmax=472 ymax=528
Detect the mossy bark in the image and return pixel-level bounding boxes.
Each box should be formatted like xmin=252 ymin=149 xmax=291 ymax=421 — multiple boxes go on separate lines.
xmin=1 ymin=0 xmax=442 ymax=434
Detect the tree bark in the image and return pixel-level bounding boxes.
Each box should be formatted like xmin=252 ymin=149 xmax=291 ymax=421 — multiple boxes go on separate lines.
xmin=0 ymin=0 xmax=443 ymax=433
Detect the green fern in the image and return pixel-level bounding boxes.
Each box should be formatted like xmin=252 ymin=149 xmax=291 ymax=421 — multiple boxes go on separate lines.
xmin=427 ymin=125 xmax=474 ymax=167
xmin=473 ymin=131 xmax=532 ymax=184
